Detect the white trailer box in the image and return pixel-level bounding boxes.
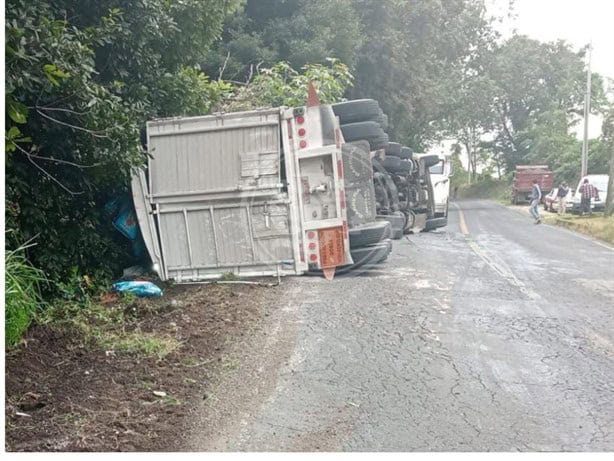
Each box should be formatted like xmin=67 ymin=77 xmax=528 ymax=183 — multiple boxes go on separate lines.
xmin=132 ymin=98 xmax=352 ymax=282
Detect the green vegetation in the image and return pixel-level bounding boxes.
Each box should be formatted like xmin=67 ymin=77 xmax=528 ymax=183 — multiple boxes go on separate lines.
xmin=456 ymin=178 xmax=512 ymax=203
xmin=38 ymin=291 xmax=180 ymax=358
xmin=5 ymin=238 xmax=46 ymax=348
xmin=543 ymin=214 xmax=614 ymax=245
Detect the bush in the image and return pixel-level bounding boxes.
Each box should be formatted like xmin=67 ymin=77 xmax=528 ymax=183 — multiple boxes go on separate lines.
xmin=5 ymin=239 xmax=46 ymax=348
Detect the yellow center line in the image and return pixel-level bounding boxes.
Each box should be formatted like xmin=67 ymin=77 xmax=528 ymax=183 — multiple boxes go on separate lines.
xmin=453 ymin=202 xmax=539 ymax=300
xmin=454 ymin=202 xmax=469 ymax=235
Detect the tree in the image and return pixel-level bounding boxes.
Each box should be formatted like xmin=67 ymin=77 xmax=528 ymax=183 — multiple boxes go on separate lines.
xmin=220 ymin=60 xmax=354 ymax=111
xmin=5 ymin=0 xmax=239 ymax=286
xmin=203 ymin=0 xmax=363 ymax=81
xmin=602 ymin=104 xmax=614 ymax=216
xmin=351 ymin=0 xmax=496 ymax=150
xmin=484 ymin=36 xmax=606 ymax=172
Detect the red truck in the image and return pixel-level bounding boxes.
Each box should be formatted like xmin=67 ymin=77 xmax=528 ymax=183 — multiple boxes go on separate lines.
xmin=511 ymin=165 xmax=554 ymax=205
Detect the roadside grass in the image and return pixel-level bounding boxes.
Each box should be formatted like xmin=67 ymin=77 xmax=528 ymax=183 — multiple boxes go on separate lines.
xmin=456 ymin=179 xmax=511 ymax=203
xmin=5 ymin=240 xmax=47 ymax=348
xmin=37 ymin=294 xmax=181 ymax=359
xmin=543 ymin=213 xmax=614 ymax=245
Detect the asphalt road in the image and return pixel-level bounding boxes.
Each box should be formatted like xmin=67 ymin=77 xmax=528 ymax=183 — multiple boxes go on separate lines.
xmin=191 ymin=200 xmax=614 ymax=451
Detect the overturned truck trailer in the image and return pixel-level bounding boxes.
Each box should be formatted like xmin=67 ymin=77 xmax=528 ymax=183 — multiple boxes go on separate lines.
xmin=132 ymin=94 xmax=352 ymax=282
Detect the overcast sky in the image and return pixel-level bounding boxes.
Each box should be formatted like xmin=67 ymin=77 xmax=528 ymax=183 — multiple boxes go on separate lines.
xmin=487 ymin=0 xmax=614 ymax=81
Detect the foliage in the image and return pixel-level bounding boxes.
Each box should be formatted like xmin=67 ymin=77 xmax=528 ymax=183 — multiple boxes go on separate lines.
xmin=221 ymin=60 xmax=354 ymax=111
xmin=482 ymin=36 xmax=605 ymax=172
xmin=5 ymin=237 xmax=46 ymax=348
xmin=5 ymin=0 xmax=238 ymax=289
xmin=203 ymin=0 xmax=363 ymax=80
xmin=350 ymin=0 xmax=496 ymax=149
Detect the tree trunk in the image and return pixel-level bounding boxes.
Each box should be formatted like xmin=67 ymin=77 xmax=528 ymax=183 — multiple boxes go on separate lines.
xmin=605 ymin=140 xmax=614 ymax=217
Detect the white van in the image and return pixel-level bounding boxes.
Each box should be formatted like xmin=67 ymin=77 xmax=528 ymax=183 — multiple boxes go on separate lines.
xmin=570 ymin=174 xmax=609 ymax=212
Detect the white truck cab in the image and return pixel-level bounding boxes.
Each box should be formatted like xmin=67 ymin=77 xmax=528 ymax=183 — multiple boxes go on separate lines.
xmin=429 ymin=155 xmax=452 ymax=219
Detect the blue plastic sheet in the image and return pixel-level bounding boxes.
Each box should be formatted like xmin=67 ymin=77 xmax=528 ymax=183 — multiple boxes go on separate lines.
xmin=112 ymin=281 xmax=163 ymax=297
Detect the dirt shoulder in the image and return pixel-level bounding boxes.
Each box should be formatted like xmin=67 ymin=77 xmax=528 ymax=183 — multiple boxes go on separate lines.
xmin=5 ymin=281 xmax=289 ymax=452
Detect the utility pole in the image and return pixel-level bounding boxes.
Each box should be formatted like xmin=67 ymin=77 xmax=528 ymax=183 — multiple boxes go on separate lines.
xmin=581 ymin=43 xmax=592 ymax=178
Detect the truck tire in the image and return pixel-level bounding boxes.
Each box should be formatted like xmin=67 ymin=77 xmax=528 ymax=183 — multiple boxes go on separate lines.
xmin=372 ymin=158 xmax=400 ymax=212
xmin=332 ymin=99 xmax=381 ymax=124
xmin=348 ymin=239 xmax=392 ymax=267
xmin=376 ymin=212 xmax=405 ymax=240
xmin=383 ymin=155 xmax=401 ymax=170
xmin=381 ymin=113 xmax=389 ymax=130
xmin=343 ymin=142 xmax=373 ymax=187
xmin=385 ymin=142 xmax=402 ymax=157
xmin=400 ymin=146 xmax=413 ymax=160
xmin=346 ymin=187 xmax=377 ymax=227
xmin=349 ymin=221 xmax=392 ymax=249
xmin=340 ymin=121 xmax=389 ymax=151
xmin=385 ymin=159 xmax=412 ymax=175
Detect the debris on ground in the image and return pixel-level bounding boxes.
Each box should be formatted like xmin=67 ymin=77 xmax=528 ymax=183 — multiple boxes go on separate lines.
xmin=112 ymin=280 xmax=163 ymax=297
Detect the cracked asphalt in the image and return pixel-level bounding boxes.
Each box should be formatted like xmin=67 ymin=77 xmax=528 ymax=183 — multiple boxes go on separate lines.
xmin=190 ymin=199 xmax=614 ymax=451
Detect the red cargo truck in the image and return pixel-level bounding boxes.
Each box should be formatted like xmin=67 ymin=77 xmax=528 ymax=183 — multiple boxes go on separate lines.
xmin=511 ymin=165 xmax=554 ymax=205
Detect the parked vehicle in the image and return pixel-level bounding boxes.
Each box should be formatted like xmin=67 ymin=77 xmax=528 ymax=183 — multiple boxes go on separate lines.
xmin=570 ymin=174 xmax=610 ymax=213
xmin=132 ymin=86 xmax=355 ymax=282
xmin=543 ymin=187 xmax=572 ymax=212
xmin=511 ymin=165 xmax=554 ymax=204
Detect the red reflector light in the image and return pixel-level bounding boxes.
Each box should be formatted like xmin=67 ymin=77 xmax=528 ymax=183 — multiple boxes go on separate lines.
xmin=310 ymin=254 xmax=318 ymax=262
xmin=297 ymin=116 xmax=305 ymax=124
xmin=337 ymin=159 xmax=343 ymax=179
xmin=340 ymin=190 xmax=346 ymax=209
xmin=298 ymin=128 xmax=306 ymax=137
xmin=299 ymin=140 xmax=307 ymax=148
xmin=307 ymin=231 xmax=315 ymax=239
xmin=309 ymin=242 xmax=317 ymax=250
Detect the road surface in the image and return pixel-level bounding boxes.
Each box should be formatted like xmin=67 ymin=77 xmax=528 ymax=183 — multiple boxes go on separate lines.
xmin=189 ymin=200 xmax=614 ymax=451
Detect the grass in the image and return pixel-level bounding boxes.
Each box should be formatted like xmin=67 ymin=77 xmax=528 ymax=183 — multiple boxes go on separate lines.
xmin=221 ymin=271 xmax=238 ymax=281
xmin=543 ymin=212 xmax=614 ymax=245
xmin=5 ymin=240 xmax=47 ymax=348
xmin=38 ymin=292 xmax=181 ymax=359
xmin=455 ymin=178 xmax=512 ymax=203
xmin=103 ymin=332 xmax=181 ymax=359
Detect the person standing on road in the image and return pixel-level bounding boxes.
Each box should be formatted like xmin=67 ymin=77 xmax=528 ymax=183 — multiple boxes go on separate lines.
xmin=578 ymin=178 xmax=599 ymax=216
xmin=529 ymin=179 xmax=542 ymax=224
xmin=557 ymin=181 xmax=569 ymax=215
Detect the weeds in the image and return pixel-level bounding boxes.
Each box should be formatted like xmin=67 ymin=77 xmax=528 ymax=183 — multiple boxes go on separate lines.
xmin=38 ymin=293 xmax=181 ymax=359
xmin=221 ymin=272 xmax=238 ymax=281
xmin=543 ymin=213 xmax=614 ymax=244
xmin=103 ymin=332 xmax=181 ymax=359
xmin=5 ymin=239 xmax=47 ymax=348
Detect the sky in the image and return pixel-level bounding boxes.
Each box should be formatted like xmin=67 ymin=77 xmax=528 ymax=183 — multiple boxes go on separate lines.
xmin=429 ymin=0 xmax=613 ymax=161
xmin=487 ymin=0 xmax=614 ymax=81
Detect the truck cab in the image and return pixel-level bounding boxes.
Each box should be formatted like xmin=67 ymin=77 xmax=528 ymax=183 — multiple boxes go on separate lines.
xmin=429 ymin=154 xmax=453 ymax=220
